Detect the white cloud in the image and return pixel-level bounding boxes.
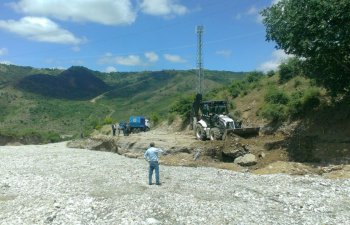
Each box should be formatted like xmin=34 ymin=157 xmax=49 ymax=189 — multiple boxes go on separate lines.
xmin=164 ymin=54 xmax=186 ymax=63
xmin=0 ymin=60 xmax=11 ymax=65
xmin=105 ymin=66 xmax=117 ymax=73
xmin=12 ymin=0 xmax=136 ymax=25
xmin=216 ymin=50 xmax=232 ymax=58
xmin=0 ymin=48 xmax=8 ymax=56
xmin=272 ymin=0 xmax=281 ymax=5
xmin=104 ymin=52 xmax=113 ymax=58
xmin=0 ymin=17 xmax=83 ymax=44
xmin=98 ymin=53 xmax=117 ymax=64
xmin=258 ymin=49 xmax=293 ymax=72
xmin=236 ymin=5 xmax=263 ymax=23
xmin=145 ymin=52 xmax=159 ymax=63
xmin=99 ymin=52 xmax=160 ymax=67
xmin=248 ymin=6 xmax=264 ymax=23
xmin=115 ymin=55 xmax=142 ymax=66
xmin=247 ymin=6 xmax=258 ymax=15
xmin=98 ymin=53 xmax=143 ymax=66
xmin=54 ymin=66 xmax=66 ymax=70
xmin=140 ymin=0 xmax=188 ymax=17
xmin=72 ymin=46 xmax=80 ymax=52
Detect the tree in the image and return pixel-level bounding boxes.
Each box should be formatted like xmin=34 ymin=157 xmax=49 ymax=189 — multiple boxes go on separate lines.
xmin=278 ymin=57 xmax=302 ymax=83
xmin=261 ymin=0 xmax=350 ymax=97
xmin=170 ymin=95 xmax=193 ymax=120
xmin=246 ymin=71 xmax=264 ymax=83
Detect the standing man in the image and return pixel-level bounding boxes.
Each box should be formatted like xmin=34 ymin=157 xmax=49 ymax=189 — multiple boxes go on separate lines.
xmin=112 ymin=124 xmax=116 ymax=136
xmin=144 ymin=142 xmax=163 ymax=185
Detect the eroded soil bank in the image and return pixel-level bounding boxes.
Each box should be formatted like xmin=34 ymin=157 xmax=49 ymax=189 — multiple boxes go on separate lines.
xmin=68 ymin=125 xmax=350 ymax=179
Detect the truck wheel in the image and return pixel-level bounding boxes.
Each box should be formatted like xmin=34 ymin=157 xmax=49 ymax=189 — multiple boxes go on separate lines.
xmin=196 ymin=125 xmax=206 ymax=141
xmin=209 ymin=128 xmax=222 ymax=140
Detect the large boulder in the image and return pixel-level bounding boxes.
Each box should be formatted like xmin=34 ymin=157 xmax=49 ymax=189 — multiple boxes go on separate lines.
xmin=234 ymin=153 xmax=257 ymax=166
xmin=222 ymin=142 xmax=249 ymax=159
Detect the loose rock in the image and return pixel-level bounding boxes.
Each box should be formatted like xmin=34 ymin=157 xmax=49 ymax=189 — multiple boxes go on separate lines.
xmin=0 ymin=142 xmax=349 ymax=225
xmin=234 ymin=153 xmax=257 ymax=166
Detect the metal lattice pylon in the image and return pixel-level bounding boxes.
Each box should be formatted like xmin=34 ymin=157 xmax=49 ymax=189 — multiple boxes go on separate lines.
xmin=196 ymin=25 xmax=204 ymax=95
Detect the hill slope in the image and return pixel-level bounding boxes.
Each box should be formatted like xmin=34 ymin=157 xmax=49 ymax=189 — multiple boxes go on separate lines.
xmin=0 ymin=64 xmax=245 ymax=140
xmin=16 ymin=66 xmax=109 ymax=100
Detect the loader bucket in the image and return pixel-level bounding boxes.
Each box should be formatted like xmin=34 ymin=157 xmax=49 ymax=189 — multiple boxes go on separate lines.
xmin=225 ymin=127 xmax=260 ymax=138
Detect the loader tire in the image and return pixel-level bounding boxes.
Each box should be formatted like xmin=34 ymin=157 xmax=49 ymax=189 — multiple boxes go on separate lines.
xmin=209 ymin=128 xmax=222 ymax=140
xmin=196 ymin=125 xmax=206 ymax=141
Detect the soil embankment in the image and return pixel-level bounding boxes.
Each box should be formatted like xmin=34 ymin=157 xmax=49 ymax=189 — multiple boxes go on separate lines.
xmin=68 ymin=124 xmax=350 ymax=178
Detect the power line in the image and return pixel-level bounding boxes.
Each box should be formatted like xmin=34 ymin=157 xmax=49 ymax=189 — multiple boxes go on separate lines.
xmin=25 ymin=31 xmax=265 ymax=62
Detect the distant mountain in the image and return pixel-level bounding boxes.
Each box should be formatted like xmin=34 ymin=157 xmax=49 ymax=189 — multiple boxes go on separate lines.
xmin=16 ymin=66 xmax=109 ymax=100
xmin=0 ymin=64 xmax=247 ymax=140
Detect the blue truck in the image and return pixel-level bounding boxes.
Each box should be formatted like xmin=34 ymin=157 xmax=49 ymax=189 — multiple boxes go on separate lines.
xmin=118 ymin=116 xmax=150 ymax=136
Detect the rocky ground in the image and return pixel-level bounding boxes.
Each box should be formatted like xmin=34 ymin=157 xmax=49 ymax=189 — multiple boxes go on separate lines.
xmin=71 ymin=125 xmax=350 ymax=179
xmin=1 ymin=142 xmax=350 ymax=225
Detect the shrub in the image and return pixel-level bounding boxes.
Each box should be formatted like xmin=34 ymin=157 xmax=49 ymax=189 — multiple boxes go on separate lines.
xmin=94 ymin=124 xmax=102 ymax=130
xmin=167 ymin=113 xmax=176 ymax=125
xmin=264 ymin=88 xmax=289 ymax=105
xmin=229 ymin=101 xmax=236 ymax=111
xmin=230 ymin=80 xmax=247 ymax=98
xmin=293 ymin=78 xmax=302 ymax=88
xmin=231 ymin=89 xmax=240 ymax=98
xmin=170 ymin=95 xmax=193 ymax=120
xmin=259 ymin=103 xmax=288 ymax=122
xmin=288 ymin=88 xmax=321 ymax=118
xmin=150 ymin=113 xmax=160 ymax=126
xmin=278 ymin=58 xmax=302 ymax=83
xmin=302 ymin=88 xmax=321 ymax=111
xmin=288 ymin=91 xmax=304 ymax=118
xmin=279 ymin=63 xmax=294 ymax=83
xmin=42 ymin=132 xmax=61 ymax=143
xmin=89 ymin=117 xmax=100 ymax=129
xmin=266 ymin=70 xmax=275 ymax=77
xmin=102 ymin=116 xmax=113 ymax=125
xmin=246 ymin=71 xmax=264 ymax=83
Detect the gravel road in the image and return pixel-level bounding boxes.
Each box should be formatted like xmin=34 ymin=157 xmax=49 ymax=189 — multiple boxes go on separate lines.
xmin=1 ymin=142 xmax=349 ymax=225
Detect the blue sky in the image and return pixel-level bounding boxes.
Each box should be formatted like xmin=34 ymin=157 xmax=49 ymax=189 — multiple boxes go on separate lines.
xmin=0 ymin=0 xmax=290 ymax=73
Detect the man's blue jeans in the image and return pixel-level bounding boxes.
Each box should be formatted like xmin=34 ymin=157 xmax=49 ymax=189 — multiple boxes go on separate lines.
xmin=149 ymin=161 xmax=159 ymax=185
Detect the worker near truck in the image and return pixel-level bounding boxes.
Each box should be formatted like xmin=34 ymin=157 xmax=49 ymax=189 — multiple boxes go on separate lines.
xmin=144 ymin=142 xmax=163 ymax=185
xmin=111 ymin=124 xmax=117 ymax=136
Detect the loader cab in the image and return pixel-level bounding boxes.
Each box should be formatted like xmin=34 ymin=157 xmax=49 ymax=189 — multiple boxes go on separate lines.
xmin=200 ymin=100 xmax=228 ymax=116
xmin=199 ymin=100 xmax=229 ymax=126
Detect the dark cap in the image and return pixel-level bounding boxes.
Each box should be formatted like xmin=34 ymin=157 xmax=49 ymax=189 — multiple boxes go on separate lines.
xmin=150 ymin=142 xmax=155 ymax=147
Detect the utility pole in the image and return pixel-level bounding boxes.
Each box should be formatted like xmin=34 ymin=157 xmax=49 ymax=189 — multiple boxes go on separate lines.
xmin=196 ymin=25 xmax=204 ymax=95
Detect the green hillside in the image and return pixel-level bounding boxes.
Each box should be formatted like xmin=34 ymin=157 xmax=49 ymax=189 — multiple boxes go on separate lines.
xmin=0 ymin=64 xmax=246 ymax=142
xmin=16 ymin=66 xmax=109 ymax=100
